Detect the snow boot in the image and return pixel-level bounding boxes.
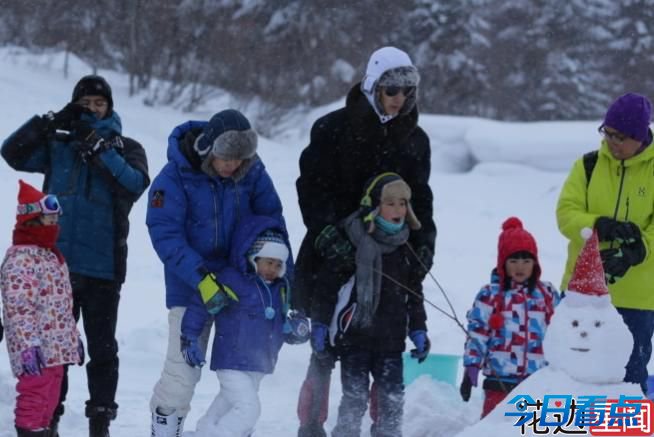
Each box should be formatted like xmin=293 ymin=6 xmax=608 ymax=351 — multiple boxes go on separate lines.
xmin=15 ymin=427 xmax=50 ymax=437
xmin=86 ymin=405 xmax=116 ymax=437
xmin=297 ymin=422 xmax=327 ymax=437
xmin=151 ymin=408 xmax=185 ymax=437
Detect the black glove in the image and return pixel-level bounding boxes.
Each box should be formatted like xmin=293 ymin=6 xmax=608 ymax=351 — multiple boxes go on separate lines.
xmin=46 ymin=103 xmax=89 ymax=131
xmin=70 ymin=120 xmax=107 ymax=161
xmin=613 ymin=221 xmax=642 ymax=244
xmin=414 ymin=245 xmax=434 ymax=277
xmin=459 ymin=366 xmax=479 ymax=402
xmin=314 ymin=225 xmax=355 ymax=272
xmin=460 ymin=373 xmax=472 ymax=402
xmin=0 ymin=317 xmax=3 ymax=344
xmin=595 ymin=217 xmax=620 ymax=242
xmin=601 ymin=241 xmax=646 ymax=284
xmin=595 ymin=217 xmax=642 ymax=244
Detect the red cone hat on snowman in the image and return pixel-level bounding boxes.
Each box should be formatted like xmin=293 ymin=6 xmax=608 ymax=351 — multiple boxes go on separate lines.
xmin=566 ymin=227 xmax=610 ymax=306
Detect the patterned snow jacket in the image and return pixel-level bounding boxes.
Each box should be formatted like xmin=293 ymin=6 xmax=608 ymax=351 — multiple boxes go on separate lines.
xmin=146 ymin=121 xmax=286 ymax=309
xmin=1 ymin=245 xmax=80 ymax=377
xmin=182 ymin=215 xmax=292 ymax=374
xmin=463 ymin=270 xmax=560 ymax=384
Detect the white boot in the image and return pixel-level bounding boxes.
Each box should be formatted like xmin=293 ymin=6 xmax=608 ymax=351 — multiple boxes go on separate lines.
xmin=151 ymin=408 xmax=184 ymax=437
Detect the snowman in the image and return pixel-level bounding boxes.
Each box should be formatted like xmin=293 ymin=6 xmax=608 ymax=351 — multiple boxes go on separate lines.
xmin=455 ymin=228 xmax=642 ymax=437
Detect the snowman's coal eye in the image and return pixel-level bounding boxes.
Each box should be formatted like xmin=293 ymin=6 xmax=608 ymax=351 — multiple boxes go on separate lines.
xmin=594 ymin=321 xmax=602 ymax=327
xmin=572 ymin=320 xmax=579 ymax=327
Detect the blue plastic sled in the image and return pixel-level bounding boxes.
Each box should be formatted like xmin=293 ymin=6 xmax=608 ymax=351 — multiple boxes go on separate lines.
xmin=403 ymin=352 xmax=461 ymax=387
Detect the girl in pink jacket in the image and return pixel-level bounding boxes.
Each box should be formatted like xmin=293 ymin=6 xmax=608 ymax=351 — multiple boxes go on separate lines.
xmin=1 ymin=180 xmax=81 ymax=437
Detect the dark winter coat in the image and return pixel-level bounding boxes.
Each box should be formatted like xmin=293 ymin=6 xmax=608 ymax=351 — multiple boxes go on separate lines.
xmin=181 ymin=215 xmax=291 ymax=373
xmin=294 ymin=83 xmax=435 ymax=311
xmin=1 ymin=112 xmax=149 ymax=283
xmin=312 ymin=235 xmax=426 ymax=353
xmin=146 ymin=121 xmax=285 ymax=308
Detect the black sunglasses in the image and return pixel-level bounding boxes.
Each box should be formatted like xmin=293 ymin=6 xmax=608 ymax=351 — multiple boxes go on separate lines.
xmin=382 ymin=86 xmax=416 ymax=97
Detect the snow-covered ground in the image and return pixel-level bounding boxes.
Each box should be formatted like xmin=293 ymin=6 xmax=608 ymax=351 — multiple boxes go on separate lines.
xmin=0 ymin=47 xmax=643 ymax=436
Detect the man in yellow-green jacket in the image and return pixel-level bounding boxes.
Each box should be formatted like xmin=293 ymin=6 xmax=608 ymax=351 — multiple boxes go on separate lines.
xmin=557 ymin=92 xmax=654 ymax=394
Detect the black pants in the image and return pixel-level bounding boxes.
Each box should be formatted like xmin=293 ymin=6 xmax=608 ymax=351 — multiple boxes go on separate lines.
xmin=617 ymin=307 xmax=654 ymax=394
xmin=56 ymin=273 xmax=121 ymax=419
xmin=332 ymin=349 xmax=404 ymax=437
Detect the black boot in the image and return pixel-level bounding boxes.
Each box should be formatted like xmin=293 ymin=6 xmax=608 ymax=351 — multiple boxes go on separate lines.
xmin=89 ymin=417 xmax=110 ymax=437
xmin=298 ymin=422 xmax=327 ymax=437
xmin=15 ymin=427 xmax=50 ymax=437
xmin=49 ymin=410 xmax=61 ymax=437
xmin=86 ymin=405 xmax=117 ymax=437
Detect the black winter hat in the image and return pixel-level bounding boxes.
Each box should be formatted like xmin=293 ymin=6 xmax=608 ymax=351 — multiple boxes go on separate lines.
xmin=71 ymin=75 xmax=113 ymax=114
xmin=360 ymin=172 xmax=421 ymax=233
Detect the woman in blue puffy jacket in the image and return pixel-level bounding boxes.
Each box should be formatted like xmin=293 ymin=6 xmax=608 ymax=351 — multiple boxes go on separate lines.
xmin=146 ymin=109 xmax=287 ymax=437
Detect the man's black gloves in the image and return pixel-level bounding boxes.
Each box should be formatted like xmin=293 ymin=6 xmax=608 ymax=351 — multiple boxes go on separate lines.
xmin=595 ymin=217 xmax=641 ymax=243
xmin=314 ymin=225 xmax=355 ymax=272
xmin=46 ymin=103 xmax=89 ymax=131
xmin=601 ymin=240 xmax=646 ymax=284
xmin=69 ymin=120 xmax=122 ymax=162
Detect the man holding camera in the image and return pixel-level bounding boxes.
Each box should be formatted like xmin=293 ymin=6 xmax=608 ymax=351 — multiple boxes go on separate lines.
xmin=1 ymin=75 xmax=150 ymax=437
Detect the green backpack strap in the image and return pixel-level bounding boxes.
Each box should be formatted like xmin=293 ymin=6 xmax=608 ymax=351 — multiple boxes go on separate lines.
xmin=582 ymin=150 xmax=599 ymax=187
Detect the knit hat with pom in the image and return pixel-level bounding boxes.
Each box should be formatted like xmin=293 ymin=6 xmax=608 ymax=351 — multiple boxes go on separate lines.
xmin=497 ymin=217 xmax=541 ymax=289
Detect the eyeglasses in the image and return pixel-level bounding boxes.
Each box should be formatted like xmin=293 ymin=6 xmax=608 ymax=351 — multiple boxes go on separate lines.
xmin=599 ymin=126 xmax=628 ymax=144
xmin=382 ymin=86 xmax=416 ymax=97
xmin=17 ymin=195 xmax=62 ymax=216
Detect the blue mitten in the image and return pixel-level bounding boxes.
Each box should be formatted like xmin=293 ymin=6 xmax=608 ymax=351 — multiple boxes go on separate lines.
xmin=284 ymin=310 xmax=311 ymax=345
xmin=311 ymin=322 xmax=329 ymax=354
xmin=409 ymin=330 xmax=431 ymax=363
xmin=180 ymin=336 xmax=206 ymax=368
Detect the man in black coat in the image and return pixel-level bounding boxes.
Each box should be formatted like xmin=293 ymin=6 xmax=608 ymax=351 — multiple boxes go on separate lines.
xmin=294 ymin=46 xmax=435 ymax=437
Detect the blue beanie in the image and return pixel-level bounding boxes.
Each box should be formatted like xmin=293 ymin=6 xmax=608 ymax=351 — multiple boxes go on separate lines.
xmin=601 ymin=93 xmax=652 ymax=143
xmin=194 ymin=109 xmax=257 ymax=160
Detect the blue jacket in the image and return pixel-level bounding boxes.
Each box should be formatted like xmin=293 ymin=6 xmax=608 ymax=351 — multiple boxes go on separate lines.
xmin=146 ymin=120 xmax=285 ymax=308
xmin=182 ymin=215 xmax=292 ymax=373
xmin=1 ymin=112 xmax=149 ymax=282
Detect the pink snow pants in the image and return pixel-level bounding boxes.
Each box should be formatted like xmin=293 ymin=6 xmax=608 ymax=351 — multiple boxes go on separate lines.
xmin=15 ymin=366 xmax=64 ymax=430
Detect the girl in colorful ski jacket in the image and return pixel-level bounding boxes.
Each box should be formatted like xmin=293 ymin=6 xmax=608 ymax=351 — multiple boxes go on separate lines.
xmin=461 ymin=217 xmax=560 ymax=418
xmin=1 ymin=180 xmax=81 ymax=436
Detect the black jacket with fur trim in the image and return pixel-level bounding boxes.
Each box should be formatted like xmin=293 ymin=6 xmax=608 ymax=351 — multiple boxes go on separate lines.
xmin=294 ymin=84 xmax=435 ymax=312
